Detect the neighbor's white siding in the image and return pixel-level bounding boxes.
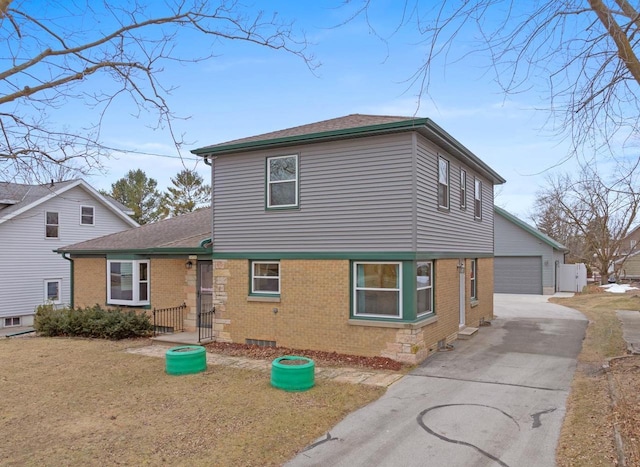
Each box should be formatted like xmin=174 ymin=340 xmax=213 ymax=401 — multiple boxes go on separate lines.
xmin=0 ymin=185 xmax=133 ymax=324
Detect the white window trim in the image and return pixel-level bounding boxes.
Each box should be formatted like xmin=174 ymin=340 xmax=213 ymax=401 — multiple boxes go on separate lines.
xmin=267 ymin=154 xmax=299 ymax=208
xmin=251 ymin=261 xmax=281 ymax=295
xmin=470 ymin=259 xmax=478 ymax=300
xmin=474 ymin=178 xmax=482 ymax=220
xmin=353 ymin=261 xmax=403 ymax=319
xmin=460 ymin=169 xmax=467 ymax=209
xmin=438 ymin=157 xmax=450 ymax=209
xmin=44 ymin=279 xmax=62 ymax=304
xmin=80 ymin=205 xmax=95 ymax=226
xmin=416 ymin=261 xmax=433 ymax=317
xmin=45 ymin=211 xmax=59 ymax=239
xmin=107 ymin=260 xmax=150 ymax=306
xmin=4 ymin=317 xmax=21 ymax=327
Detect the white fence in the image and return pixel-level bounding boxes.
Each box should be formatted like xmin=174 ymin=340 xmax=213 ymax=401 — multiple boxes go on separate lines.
xmin=558 ymin=263 xmax=587 ymax=293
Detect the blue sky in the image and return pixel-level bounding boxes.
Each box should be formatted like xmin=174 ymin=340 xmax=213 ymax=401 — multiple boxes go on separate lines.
xmin=74 ymin=1 xmax=583 ymax=220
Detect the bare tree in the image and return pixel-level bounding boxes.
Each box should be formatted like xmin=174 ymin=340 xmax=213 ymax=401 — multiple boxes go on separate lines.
xmin=345 ymin=1 xmax=640 ymax=156
xmin=0 ymin=0 xmax=314 ymax=183
xmin=533 ymin=164 xmax=640 ymax=279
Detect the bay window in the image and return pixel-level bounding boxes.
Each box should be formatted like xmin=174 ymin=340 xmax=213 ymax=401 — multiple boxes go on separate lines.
xmin=107 ymin=260 xmax=149 ymax=305
xmin=354 ymin=262 xmax=402 ymax=318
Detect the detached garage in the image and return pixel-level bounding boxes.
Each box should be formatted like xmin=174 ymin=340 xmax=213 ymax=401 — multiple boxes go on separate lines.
xmin=494 ymin=206 xmax=568 ymax=295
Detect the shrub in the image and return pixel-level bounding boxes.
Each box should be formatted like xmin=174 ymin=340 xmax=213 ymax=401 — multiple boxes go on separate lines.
xmin=34 ymin=304 xmax=153 ymax=339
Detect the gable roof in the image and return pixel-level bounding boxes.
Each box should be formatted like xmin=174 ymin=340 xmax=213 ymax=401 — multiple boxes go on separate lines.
xmin=191 ymin=114 xmax=506 ymax=184
xmin=494 ymin=205 xmax=569 ymax=252
xmin=57 ymin=207 xmax=212 ymax=254
xmin=0 ymin=179 xmax=138 ymax=227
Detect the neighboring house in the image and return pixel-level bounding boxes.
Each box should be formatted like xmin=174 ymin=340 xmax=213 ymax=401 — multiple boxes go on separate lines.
xmin=618 ymin=224 xmax=640 ymax=256
xmin=0 ymin=179 xmax=138 ymax=328
xmin=494 ymin=206 xmax=568 ymax=295
xmin=56 ymin=208 xmax=213 ymax=330
xmin=189 ymin=114 xmax=506 ymax=364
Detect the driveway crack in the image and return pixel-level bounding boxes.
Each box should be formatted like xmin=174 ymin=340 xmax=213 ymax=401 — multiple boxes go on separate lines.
xmin=411 ymin=374 xmax=565 ymax=391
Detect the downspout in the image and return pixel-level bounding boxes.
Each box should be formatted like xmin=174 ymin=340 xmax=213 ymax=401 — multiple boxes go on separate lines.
xmin=61 ymin=252 xmax=74 ymax=308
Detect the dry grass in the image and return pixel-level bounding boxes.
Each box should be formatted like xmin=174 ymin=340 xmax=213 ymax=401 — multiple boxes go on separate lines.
xmin=0 ymin=337 xmax=384 ymax=466
xmin=552 ymin=286 xmax=640 ymax=466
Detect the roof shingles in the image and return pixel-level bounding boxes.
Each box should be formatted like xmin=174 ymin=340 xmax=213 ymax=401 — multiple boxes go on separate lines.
xmin=59 ymin=207 xmax=211 ymax=252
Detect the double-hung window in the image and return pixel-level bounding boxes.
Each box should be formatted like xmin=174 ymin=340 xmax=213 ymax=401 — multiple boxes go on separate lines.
xmin=416 ymin=262 xmax=433 ymax=316
xmin=251 ymin=261 xmax=280 ymax=294
xmin=438 ymin=158 xmax=450 ymax=209
xmin=474 ymin=178 xmax=482 ymax=219
xmin=45 ymin=211 xmax=59 ymax=238
xmin=470 ymin=259 xmax=478 ymax=300
xmin=460 ymin=169 xmax=467 ymax=209
xmin=267 ymin=155 xmax=298 ymax=208
xmin=44 ymin=279 xmax=62 ymax=304
xmin=80 ymin=206 xmax=95 ymax=225
xmin=107 ymin=260 xmax=150 ymax=306
xmin=354 ymin=262 xmax=402 ymax=318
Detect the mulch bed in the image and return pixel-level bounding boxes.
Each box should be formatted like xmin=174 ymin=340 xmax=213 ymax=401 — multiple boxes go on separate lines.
xmin=204 ymin=341 xmax=405 ymax=371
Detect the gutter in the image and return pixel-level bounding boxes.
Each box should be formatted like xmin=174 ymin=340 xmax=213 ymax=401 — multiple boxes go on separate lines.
xmin=61 ymin=252 xmax=74 ymax=308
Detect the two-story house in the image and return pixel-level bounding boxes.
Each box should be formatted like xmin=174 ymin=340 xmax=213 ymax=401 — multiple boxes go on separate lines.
xmin=190 ymin=114 xmax=505 ymax=364
xmin=0 ymin=179 xmax=138 ymax=329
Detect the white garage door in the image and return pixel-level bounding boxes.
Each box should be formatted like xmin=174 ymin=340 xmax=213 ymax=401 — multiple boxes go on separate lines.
xmin=494 ymin=256 xmax=543 ymax=294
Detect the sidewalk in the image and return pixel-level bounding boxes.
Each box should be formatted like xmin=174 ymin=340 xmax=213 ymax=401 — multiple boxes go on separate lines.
xmin=616 ymin=310 xmax=640 ymax=354
xmin=126 ymin=344 xmax=404 ymax=388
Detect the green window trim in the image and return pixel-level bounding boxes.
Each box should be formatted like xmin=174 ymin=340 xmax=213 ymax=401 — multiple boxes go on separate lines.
xmin=250 ymin=260 xmax=281 ymax=296
xmin=266 ymin=154 xmax=299 ymax=210
xmin=438 ymin=157 xmax=450 ymax=210
xmin=350 ymin=261 xmax=431 ymax=323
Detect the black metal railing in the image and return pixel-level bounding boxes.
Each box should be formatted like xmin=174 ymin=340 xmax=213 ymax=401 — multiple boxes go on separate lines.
xmin=198 ymin=306 xmax=215 ymax=343
xmin=152 ymin=303 xmax=186 ymax=336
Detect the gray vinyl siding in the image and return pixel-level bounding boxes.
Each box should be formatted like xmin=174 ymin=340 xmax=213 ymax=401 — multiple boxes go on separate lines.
xmin=212 ymin=133 xmax=415 ymax=252
xmin=0 ymin=186 xmax=133 ymax=320
xmin=415 ymin=135 xmax=494 ymax=253
xmin=494 ymin=212 xmax=559 ymax=292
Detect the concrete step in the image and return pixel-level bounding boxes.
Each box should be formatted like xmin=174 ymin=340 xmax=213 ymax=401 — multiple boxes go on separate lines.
xmin=457 ymin=327 xmax=479 ymax=340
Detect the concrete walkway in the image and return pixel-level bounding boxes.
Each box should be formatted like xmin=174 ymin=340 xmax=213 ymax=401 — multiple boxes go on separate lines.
xmin=126 ymin=345 xmax=403 ymax=388
xmin=616 ymin=310 xmax=640 ymax=354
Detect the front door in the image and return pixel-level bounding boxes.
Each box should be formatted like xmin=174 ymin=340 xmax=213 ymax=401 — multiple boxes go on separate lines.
xmin=459 ymin=259 xmax=466 ymax=328
xmin=197 ymin=261 xmax=213 ymax=328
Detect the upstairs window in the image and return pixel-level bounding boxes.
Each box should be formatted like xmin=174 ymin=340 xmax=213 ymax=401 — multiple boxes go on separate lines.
xmin=474 ymin=179 xmax=482 ymax=220
xmin=80 ymin=206 xmax=95 ymax=225
xmin=45 ymin=211 xmax=59 ymax=238
xmin=267 ymin=155 xmax=298 ymax=208
xmin=438 ymin=157 xmax=450 ymax=209
xmin=460 ymin=169 xmax=467 ymax=209
xmin=107 ymin=260 xmax=150 ymax=306
xmin=251 ymin=261 xmax=280 ymax=294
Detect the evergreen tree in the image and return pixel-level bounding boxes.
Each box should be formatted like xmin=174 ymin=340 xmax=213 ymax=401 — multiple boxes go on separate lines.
xmin=164 ymin=169 xmax=211 ymax=217
xmin=109 ymin=169 xmax=164 ymax=224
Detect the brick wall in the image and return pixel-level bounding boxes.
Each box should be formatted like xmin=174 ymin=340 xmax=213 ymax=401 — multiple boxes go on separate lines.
xmin=213 ymin=258 xmax=489 ymax=364
xmin=465 ymin=257 xmax=494 ymax=326
xmin=72 ymin=257 xmax=191 ymax=318
xmin=74 ymin=257 xmax=107 ymax=307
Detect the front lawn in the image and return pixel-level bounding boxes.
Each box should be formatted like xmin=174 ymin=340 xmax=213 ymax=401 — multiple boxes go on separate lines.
xmin=0 ymin=338 xmax=384 ymax=466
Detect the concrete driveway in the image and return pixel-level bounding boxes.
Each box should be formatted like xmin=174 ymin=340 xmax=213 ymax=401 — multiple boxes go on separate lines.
xmin=287 ymin=294 xmax=588 ymax=467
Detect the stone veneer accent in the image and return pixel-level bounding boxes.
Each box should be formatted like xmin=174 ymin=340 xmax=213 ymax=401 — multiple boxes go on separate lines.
xmin=210 ymin=257 xmax=494 ymax=365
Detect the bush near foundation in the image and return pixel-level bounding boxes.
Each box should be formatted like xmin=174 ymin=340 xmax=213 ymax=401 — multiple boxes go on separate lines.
xmin=34 ymin=304 xmax=152 ymax=339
